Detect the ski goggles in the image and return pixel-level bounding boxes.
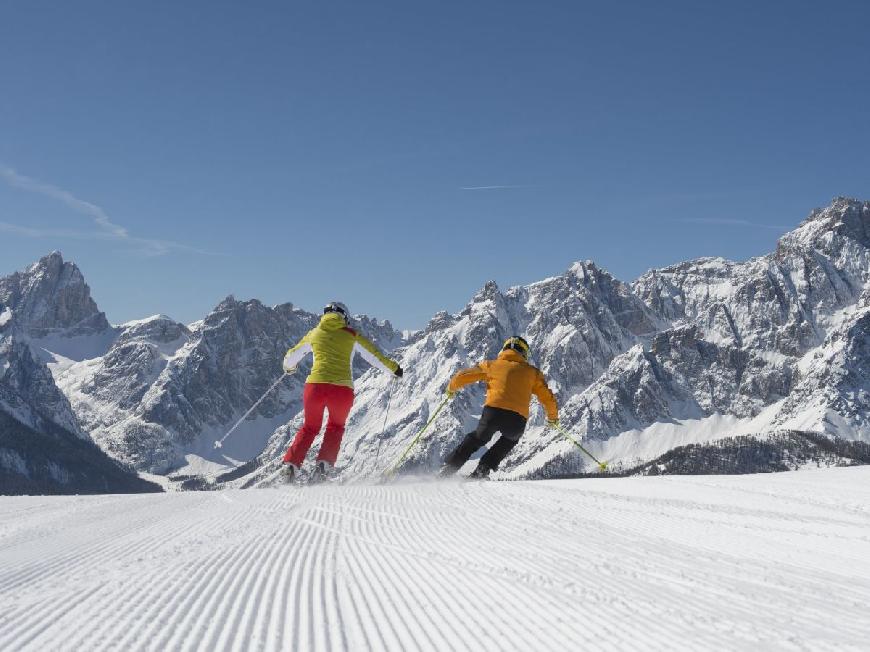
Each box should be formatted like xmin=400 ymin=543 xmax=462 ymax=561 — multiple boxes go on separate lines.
xmin=323 ymin=304 xmax=349 ymax=319
xmin=503 ymin=337 xmax=530 ymax=357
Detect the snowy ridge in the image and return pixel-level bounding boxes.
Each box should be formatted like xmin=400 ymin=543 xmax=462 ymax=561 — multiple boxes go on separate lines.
xmin=1 ymin=468 xmax=869 ymax=649
xmin=2 ymin=198 xmax=870 ymax=487
xmin=324 ymin=198 xmax=870 ymax=482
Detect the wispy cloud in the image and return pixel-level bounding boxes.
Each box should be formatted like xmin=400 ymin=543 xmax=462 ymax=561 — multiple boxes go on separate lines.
xmin=460 ymin=184 xmax=526 ymax=191
xmin=677 ymin=217 xmax=789 ymax=231
xmin=0 ymin=165 xmax=215 ymax=256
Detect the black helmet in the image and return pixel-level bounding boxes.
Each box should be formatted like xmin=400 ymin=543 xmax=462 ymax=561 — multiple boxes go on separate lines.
xmin=502 ymin=336 xmax=530 ymax=358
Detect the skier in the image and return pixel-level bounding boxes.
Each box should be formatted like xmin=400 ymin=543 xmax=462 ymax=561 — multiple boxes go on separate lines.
xmin=440 ymin=336 xmax=558 ymax=479
xmin=281 ymin=301 xmax=402 ymax=482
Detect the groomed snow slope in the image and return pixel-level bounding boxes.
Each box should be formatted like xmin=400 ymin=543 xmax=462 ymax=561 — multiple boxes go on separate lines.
xmin=2 ymin=469 xmax=869 ymax=651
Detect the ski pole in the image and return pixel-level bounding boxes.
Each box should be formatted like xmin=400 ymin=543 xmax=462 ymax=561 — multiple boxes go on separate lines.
xmin=375 ymin=378 xmax=397 ymax=467
xmin=551 ymin=423 xmax=608 ymax=471
xmin=214 ymin=372 xmax=290 ymax=449
xmin=384 ymin=394 xmax=450 ymax=478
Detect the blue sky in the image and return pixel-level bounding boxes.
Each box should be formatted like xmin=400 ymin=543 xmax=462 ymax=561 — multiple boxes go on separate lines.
xmin=1 ymin=1 xmax=868 ymax=329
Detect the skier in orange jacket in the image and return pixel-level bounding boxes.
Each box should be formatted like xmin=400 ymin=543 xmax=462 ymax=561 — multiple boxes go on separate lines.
xmin=440 ymin=336 xmax=558 ymax=478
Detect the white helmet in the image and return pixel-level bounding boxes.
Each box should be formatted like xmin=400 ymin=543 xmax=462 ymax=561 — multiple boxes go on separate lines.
xmin=323 ymin=301 xmax=350 ymax=320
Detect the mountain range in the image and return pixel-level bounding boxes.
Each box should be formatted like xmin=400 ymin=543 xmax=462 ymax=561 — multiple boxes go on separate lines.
xmin=1 ymin=197 xmax=869 ymax=492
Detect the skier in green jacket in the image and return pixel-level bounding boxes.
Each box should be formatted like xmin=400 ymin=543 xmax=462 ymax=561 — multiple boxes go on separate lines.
xmin=281 ymin=301 xmax=402 ymax=482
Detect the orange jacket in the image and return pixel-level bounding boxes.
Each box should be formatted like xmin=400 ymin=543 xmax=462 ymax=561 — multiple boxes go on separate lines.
xmin=448 ymin=349 xmax=558 ymax=420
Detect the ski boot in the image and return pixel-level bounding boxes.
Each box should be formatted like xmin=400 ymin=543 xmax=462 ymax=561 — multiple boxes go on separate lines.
xmin=280 ymin=462 xmax=298 ymax=484
xmin=469 ymin=464 xmax=493 ymax=480
xmin=310 ymin=460 xmax=333 ymax=484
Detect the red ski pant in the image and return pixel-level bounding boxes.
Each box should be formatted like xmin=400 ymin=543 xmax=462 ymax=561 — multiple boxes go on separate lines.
xmin=283 ymin=383 xmax=354 ymax=467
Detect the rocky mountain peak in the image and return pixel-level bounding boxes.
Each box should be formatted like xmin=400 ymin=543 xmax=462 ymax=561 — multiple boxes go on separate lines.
xmin=0 ymin=251 xmax=109 ymax=337
xmin=780 ymin=197 xmax=870 ymax=251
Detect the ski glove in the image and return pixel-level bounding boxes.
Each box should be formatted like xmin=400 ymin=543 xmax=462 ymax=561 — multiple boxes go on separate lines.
xmin=547 ymin=418 xmax=560 ymax=428
xmin=394 ymin=365 xmax=404 ymax=378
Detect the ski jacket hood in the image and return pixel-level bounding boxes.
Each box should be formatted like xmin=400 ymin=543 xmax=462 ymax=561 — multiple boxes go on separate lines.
xmin=496 ymin=349 xmax=527 ymax=364
xmin=319 ymin=312 xmax=347 ymax=331
xmin=282 ymin=313 xmax=399 ymax=388
xmin=448 ymin=349 xmax=558 ymax=420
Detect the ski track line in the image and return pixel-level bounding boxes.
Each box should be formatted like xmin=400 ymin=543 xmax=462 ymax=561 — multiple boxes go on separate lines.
xmin=426 ymin=483 xmax=868 ymax=648
xmin=0 ymin=494 xmax=124 ymax=547
xmin=531 ymin=481 xmax=870 ymax=594
xmin=377 ymin=487 xmax=574 ymax=649
xmin=0 ymin=496 xmax=194 ymax=595
xmin=260 ymin=500 xmax=316 ymax=651
xmin=201 ymin=512 xmax=298 ymax=651
xmin=1 ymin=493 xmax=249 ymax=651
xmin=3 ymin=472 xmax=870 ymax=651
xmin=0 ymin=583 xmax=107 ymax=651
xmin=314 ymin=485 xmax=493 ymax=651
xmin=152 ymin=498 xmax=295 ymax=650
xmin=430 ymin=488 xmax=669 ymax=648
xmin=347 ymin=507 xmax=467 ymax=651
xmin=371 ymin=484 xmax=685 ymax=649
xmin=247 ymin=496 xmax=313 ymax=650
xmin=0 ymin=496 xmax=218 ymax=645
xmin=327 ymin=485 xmax=606 ymax=649
xmin=496 ymin=483 xmax=870 ymax=646
xmin=5 ymin=492 xmax=269 ymax=650
xmin=90 ymin=493 xmax=273 ymax=651
xmin=158 ymin=491 xmax=304 ymax=651
xmin=0 ymin=493 xmax=160 ymax=570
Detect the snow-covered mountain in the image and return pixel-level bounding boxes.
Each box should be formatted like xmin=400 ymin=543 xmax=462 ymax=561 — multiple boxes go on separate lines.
xmin=0 ymin=254 xmax=159 ymax=493
xmin=328 ymin=197 xmax=870 ymax=482
xmin=1 ymin=254 xmax=402 ymax=478
xmin=2 ymin=198 xmax=869 ymax=489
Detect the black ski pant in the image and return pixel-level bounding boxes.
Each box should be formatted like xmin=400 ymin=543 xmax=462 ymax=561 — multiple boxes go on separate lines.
xmin=444 ymin=406 xmax=527 ymax=473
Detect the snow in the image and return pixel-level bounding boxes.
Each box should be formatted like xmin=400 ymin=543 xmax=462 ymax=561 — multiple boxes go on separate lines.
xmin=115 ymin=314 xmax=173 ymax=328
xmin=0 ymin=308 xmax=11 ymax=327
xmin=2 ymin=468 xmax=869 ymax=651
xmin=596 ymin=400 xmax=787 ymax=467
xmin=29 ymin=329 xmax=119 ymax=366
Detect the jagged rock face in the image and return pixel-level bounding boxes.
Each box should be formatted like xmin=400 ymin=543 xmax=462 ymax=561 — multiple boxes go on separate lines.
xmin=139 ymin=299 xmax=315 ymax=444
xmin=515 ymin=262 xmax=661 ymax=394
xmin=773 ymin=304 xmax=870 ymax=437
xmin=0 ymin=335 xmax=84 ymax=437
xmin=0 ymin=252 xmax=109 ymax=337
xmin=634 ymin=200 xmax=870 ymax=357
xmin=80 ymin=317 xmax=190 ymax=412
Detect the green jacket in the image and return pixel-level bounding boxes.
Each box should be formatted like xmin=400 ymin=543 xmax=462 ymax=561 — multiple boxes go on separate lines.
xmin=283 ymin=312 xmax=398 ymax=388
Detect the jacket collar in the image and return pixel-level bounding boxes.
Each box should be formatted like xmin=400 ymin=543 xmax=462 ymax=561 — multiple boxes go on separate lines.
xmin=497 ymin=349 xmax=528 ymax=364
xmin=319 ymin=312 xmax=347 ymax=331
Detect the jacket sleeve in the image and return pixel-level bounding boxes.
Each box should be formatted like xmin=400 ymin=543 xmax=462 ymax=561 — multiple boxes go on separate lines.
xmin=283 ymin=331 xmax=313 ymax=372
xmin=353 ymin=335 xmax=399 ymax=374
xmin=448 ymin=362 xmax=488 ymax=392
xmin=532 ymin=370 xmax=558 ymax=421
